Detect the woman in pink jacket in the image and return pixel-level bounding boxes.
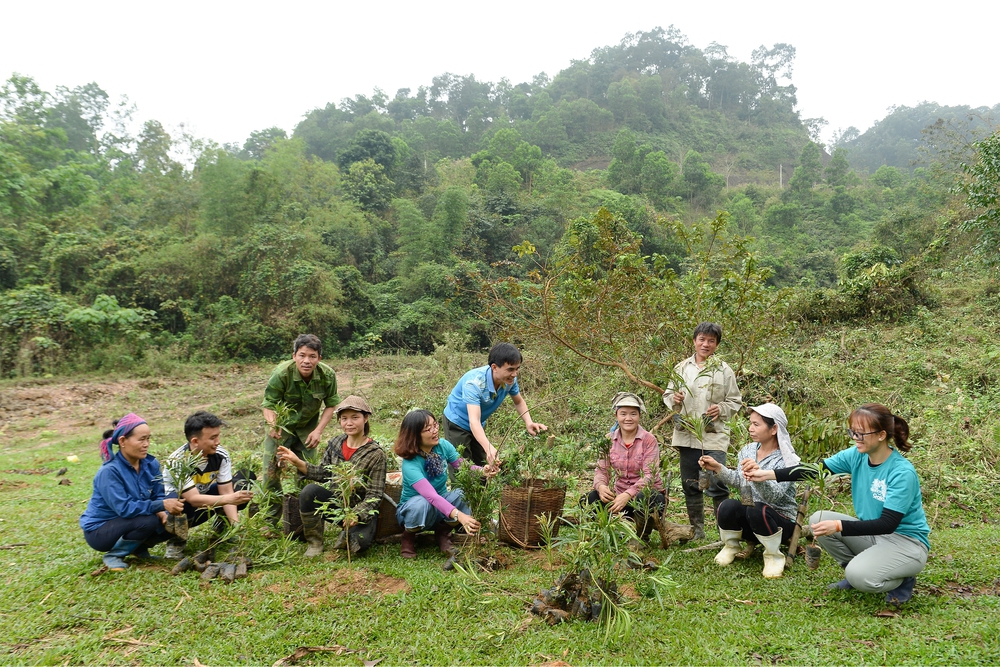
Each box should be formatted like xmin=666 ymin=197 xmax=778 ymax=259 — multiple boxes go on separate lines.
xmin=584 ymin=392 xmax=664 ymax=536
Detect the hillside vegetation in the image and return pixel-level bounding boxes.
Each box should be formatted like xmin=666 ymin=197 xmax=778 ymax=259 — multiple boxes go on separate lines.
xmin=0 ymin=27 xmax=997 ymax=376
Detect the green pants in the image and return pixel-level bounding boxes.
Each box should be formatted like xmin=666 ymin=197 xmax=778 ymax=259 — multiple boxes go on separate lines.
xmin=261 ymin=432 xmax=319 ymax=523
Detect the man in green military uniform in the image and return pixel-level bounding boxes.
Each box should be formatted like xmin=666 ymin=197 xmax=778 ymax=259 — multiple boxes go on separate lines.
xmin=261 ymin=334 xmax=339 ymax=527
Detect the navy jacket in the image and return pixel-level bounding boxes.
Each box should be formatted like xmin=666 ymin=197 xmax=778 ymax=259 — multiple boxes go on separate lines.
xmin=79 ymin=453 xmax=167 ymax=532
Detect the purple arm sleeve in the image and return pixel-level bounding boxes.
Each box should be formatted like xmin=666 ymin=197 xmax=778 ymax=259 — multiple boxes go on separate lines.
xmin=412 ymin=478 xmax=457 ymax=517
xmin=449 ymin=457 xmax=482 ymax=472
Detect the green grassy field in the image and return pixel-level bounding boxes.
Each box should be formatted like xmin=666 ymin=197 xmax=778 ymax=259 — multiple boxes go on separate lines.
xmin=1 ymin=350 xmax=999 ymax=665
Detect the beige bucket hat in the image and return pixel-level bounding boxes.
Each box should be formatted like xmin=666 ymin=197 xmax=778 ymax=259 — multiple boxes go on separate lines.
xmin=334 ymin=395 xmax=373 ymax=416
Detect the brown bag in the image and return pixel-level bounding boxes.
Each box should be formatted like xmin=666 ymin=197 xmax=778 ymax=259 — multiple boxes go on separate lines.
xmin=282 ymin=493 xmax=305 ymax=541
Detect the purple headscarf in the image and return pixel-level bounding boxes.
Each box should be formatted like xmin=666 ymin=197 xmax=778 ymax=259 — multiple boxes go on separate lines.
xmin=99 ymin=412 xmax=148 ymax=463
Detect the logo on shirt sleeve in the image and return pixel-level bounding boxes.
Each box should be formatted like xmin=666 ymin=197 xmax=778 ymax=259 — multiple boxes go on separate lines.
xmin=870 ymin=478 xmax=887 ymax=503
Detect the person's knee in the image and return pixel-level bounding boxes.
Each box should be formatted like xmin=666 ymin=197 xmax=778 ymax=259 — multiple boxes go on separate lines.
xmin=808 ymin=511 xmax=824 ymax=525
xmin=844 ymin=560 xmax=885 ymax=592
xmin=299 ymin=484 xmax=324 ymax=513
xmin=716 ymin=499 xmax=743 ymax=528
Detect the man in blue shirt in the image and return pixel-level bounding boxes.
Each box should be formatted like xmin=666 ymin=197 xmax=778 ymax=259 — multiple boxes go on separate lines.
xmin=442 ymin=343 xmax=547 ymax=466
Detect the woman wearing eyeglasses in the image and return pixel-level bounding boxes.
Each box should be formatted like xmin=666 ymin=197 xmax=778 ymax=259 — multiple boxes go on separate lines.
xmin=744 ymin=403 xmax=929 ymax=605
xmin=393 ymin=410 xmax=488 ymax=559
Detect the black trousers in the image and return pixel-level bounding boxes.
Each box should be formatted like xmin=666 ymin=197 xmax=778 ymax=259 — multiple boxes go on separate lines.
xmin=299 ymin=483 xmax=377 ymax=552
xmin=441 ymin=414 xmax=488 ymax=466
xmin=168 ymin=471 xmax=255 ymax=529
xmin=677 ymin=447 xmax=729 ymax=502
xmin=716 ymin=499 xmax=796 ymax=544
xmin=84 ymin=515 xmax=168 ymax=552
xmin=581 ymin=489 xmax=666 ymax=536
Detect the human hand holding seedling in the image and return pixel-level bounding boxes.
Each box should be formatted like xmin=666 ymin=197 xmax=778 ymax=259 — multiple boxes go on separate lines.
xmin=698 ymin=455 xmax=723 ymax=473
xmin=276 ymin=446 xmax=307 ymax=474
xmin=229 ymin=489 xmax=254 ymax=505
xmin=811 ymin=520 xmax=840 ymax=537
xmin=705 ymin=404 xmax=721 ymax=419
xmin=597 ymin=484 xmax=616 ymax=503
xmin=672 ymin=390 xmax=686 ymax=405
xmin=163 ymin=498 xmax=185 ymax=515
xmin=609 ymin=492 xmax=631 ymax=514
xmin=455 ymin=511 xmax=480 ymax=534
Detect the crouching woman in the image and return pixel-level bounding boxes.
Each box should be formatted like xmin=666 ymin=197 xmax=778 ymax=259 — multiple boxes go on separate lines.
xmin=584 ymin=392 xmax=664 ymax=536
xmin=699 ymin=403 xmax=799 ymax=578
xmin=80 ymin=413 xmax=185 ymax=570
xmin=394 ymin=410 xmax=482 ymax=559
xmin=277 ymin=396 xmax=387 ymax=557
xmin=745 ymin=403 xmax=929 ymax=605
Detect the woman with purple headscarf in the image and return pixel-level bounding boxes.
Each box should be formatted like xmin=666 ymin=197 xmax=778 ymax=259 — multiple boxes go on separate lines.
xmin=80 ymin=413 xmax=185 ymax=571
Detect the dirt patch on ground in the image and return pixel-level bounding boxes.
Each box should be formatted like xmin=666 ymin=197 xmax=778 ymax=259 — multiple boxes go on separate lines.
xmin=619 ymin=583 xmax=641 ymax=601
xmin=0 ymin=480 xmax=29 ymax=492
xmin=924 ymin=579 xmax=1000 ymax=598
xmin=308 ymin=568 xmax=410 ymax=603
xmin=526 ymin=550 xmax=562 ymax=571
xmin=0 ymin=365 xmax=412 ymax=448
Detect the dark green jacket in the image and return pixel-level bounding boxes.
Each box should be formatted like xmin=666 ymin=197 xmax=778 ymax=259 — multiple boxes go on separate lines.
xmin=262 ymin=360 xmax=339 ymax=441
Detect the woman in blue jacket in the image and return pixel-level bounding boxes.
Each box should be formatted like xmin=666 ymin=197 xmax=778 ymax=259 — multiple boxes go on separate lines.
xmin=80 ymin=413 xmax=185 ymax=571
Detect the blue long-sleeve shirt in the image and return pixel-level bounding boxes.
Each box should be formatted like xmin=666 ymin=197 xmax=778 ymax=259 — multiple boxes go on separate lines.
xmin=79 ymin=453 xmax=167 ymax=532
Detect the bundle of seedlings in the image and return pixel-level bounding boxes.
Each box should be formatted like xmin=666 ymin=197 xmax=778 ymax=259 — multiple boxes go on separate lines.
xmin=448 ymin=461 xmax=509 ymax=572
xmin=263 ymin=401 xmax=307 ymax=540
xmin=795 ymin=462 xmax=843 ymax=569
xmin=531 ymin=503 xmax=676 ymax=643
xmin=157 ymin=447 xmax=203 ymax=542
xmin=496 ymin=434 xmax=575 ymax=549
xmin=316 ymin=460 xmax=373 ymax=566
xmin=170 ymin=480 xmax=296 ymax=582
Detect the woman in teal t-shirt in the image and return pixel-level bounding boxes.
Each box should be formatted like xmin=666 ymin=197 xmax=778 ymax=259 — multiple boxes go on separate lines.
xmin=393 ymin=409 xmax=482 ymax=559
xmin=745 ymin=403 xmax=930 ymax=606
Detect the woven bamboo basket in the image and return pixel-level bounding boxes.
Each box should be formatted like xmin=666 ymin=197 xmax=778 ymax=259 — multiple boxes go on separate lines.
xmin=497 ymin=479 xmax=566 ymax=549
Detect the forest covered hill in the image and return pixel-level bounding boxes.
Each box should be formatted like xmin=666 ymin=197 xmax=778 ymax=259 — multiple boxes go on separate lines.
xmin=1 ymin=27 xmax=998 ymax=375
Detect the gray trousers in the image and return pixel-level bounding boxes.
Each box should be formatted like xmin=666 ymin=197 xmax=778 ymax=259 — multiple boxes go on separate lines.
xmin=811 ymin=511 xmax=928 ymax=593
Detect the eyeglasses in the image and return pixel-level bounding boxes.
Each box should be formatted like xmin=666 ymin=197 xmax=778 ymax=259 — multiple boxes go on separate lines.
xmin=847 ymin=428 xmax=879 ymax=441
xmin=422 ymin=423 xmax=440 ymax=433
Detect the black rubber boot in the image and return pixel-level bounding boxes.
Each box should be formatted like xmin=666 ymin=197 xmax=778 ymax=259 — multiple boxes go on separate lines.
xmin=686 ymin=496 xmax=706 ymax=541
xmin=300 ymin=510 xmax=325 ymax=558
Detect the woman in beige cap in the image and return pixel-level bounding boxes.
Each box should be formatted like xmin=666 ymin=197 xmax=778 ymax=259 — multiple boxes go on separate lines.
xmin=583 ymin=392 xmax=665 ymax=536
xmin=277 ymin=395 xmax=387 ymax=557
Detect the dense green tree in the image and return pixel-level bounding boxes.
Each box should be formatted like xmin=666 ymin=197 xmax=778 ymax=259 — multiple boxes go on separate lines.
xmin=788 ymin=141 xmax=823 ymax=194
xmin=343 ymin=158 xmax=394 ymax=212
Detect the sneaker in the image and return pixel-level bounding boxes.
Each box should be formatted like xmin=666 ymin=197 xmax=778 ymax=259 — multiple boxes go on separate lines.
xmin=885 ymin=577 xmax=916 ymax=606
xmin=164 ymin=542 xmax=186 ymax=560
xmin=827 ymin=578 xmax=854 ymax=590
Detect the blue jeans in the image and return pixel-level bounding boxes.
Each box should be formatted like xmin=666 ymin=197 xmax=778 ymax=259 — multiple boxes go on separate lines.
xmin=396 ymin=489 xmax=470 ymax=531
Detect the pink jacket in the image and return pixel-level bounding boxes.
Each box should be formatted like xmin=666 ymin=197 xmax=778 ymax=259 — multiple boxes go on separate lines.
xmin=594 ymin=426 xmax=664 ymax=497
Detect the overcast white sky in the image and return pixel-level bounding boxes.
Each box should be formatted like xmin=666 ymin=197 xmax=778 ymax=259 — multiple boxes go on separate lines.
xmin=2 ymin=0 xmax=998 ymax=147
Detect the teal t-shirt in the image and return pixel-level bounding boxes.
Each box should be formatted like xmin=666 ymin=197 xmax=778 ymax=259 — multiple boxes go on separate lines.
xmin=399 ymin=439 xmax=460 ymax=505
xmin=824 ymin=446 xmax=930 ymax=549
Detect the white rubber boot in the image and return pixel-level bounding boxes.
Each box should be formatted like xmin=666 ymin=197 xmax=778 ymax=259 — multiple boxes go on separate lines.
xmin=756 ymin=531 xmax=785 ymax=579
xmin=714 ymin=529 xmax=743 ymax=566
